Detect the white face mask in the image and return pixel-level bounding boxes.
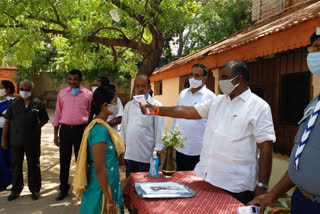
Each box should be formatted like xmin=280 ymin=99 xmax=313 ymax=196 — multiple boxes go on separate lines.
xmin=219 ymin=75 xmax=239 ymax=95
xmin=20 ymin=91 xmax=31 ymax=99
xmin=108 ymin=104 xmax=119 ymax=116
xmin=189 ymin=78 xmax=203 ymax=89
xmin=307 ymin=52 xmax=320 ymax=76
xmin=92 ymin=86 xmax=98 ymax=93
xmin=0 ymin=89 xmax=6 ymax=97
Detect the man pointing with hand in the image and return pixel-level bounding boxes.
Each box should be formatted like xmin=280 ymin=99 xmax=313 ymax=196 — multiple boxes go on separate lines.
xmin=141 ymin=61 xmax=276 ymax=205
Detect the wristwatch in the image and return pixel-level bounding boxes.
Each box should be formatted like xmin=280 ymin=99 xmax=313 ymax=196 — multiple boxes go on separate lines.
xmin=256 ymin=181 xmax=268 ymax=189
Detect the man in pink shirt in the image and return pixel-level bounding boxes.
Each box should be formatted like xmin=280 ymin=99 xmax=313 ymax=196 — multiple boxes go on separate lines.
xmin=53 ymin=69 xmax=92 ymax=200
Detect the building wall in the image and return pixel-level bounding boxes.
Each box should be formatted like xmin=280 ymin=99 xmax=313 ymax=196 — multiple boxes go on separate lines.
xmin=151 ymin=77 xmax=180 ymax=131
xmin=33 ymin=72 xmax=130 ymax=108
xmin=252 ymin=0 xmax=314 ymax=22
xmin=312 ymin=73 xmax=320 ymax=97
xmin=0 ymin=68 xmax=18 ymax=95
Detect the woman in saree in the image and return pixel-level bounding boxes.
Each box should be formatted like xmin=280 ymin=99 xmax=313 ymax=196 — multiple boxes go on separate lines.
xmin=0 ymin=80 xmax=16 ymax=190
xmin=73 ymin=85 xmax=125 ymax=214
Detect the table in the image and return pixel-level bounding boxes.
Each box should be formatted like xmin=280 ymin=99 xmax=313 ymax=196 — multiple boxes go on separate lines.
xmin=122 ymin=171 xmax=244 ymax=214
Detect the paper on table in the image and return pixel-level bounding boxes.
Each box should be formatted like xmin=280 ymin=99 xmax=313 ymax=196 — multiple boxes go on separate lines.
xmin=134 ymin=182 xmax=196 ymax=199
xmin=140 ymin=182 xmax=190 ymax=195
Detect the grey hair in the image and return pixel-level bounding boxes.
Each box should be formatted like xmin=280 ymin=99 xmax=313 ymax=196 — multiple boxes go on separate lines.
xmin=20 ymin=79 xmax=34 ymax=89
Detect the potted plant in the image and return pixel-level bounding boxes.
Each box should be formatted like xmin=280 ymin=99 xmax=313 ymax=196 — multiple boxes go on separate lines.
xmin=161 ymin=126 xmax=186 ymax=178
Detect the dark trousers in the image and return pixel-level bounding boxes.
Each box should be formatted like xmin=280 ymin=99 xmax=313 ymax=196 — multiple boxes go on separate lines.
xmin=224 ymin=189 xmax=254 ymax=205
xmin=176 ymin=151 xmax=200 ymax=171
xmin=291 ymin=189 xmax=320 ymax=214
xmin=10 ymin=145 xmax=41 ymax=193
xmin=126 ymin=160 xmax=150 ymax=178
xmin=59 ymin=124 xmax=85 ymax=192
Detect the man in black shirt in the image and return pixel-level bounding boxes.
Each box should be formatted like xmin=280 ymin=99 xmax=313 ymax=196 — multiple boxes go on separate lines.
xmin=1 ymin=80 xmax=49 ymax=201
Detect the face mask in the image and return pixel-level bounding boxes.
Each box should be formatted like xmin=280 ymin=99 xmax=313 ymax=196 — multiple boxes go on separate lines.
xmin=92 ymin=86 xmax=98 ymax=93
xmin=189 ymin=78 xmax=203 ymax=89
xmin=135 ymin=93 xmax=150 ymax=99
xmin=219 ymin=75 xmax=239 ymax=95
xmin=71 ymin=88 xmax=80 ymax=96
xmin=20 ymin=91 xmax=31 ymax=99
xmin=0 ymin=89 xmax=6 ymax=97
xmin=307 ymin=52 xmax=320 ymax=76
xmin=108 ymin=104 xmax=119 ymax=116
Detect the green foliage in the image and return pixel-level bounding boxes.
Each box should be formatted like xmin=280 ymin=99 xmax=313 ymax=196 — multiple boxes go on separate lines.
xmin=0 ymin=0 xmax=252 ymax=85
xmin=162 ymin=127 xmax=186 ymax=148
xmin=183 ymin=0 xmax=252 ymax=56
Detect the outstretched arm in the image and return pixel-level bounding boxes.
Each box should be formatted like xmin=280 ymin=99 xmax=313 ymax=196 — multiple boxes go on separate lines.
xmin=141 ymin=103 xmax=202 ymax=119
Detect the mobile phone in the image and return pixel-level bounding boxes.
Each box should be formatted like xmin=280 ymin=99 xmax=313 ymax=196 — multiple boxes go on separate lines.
xmin=133 ymin=95 xmax=148 ymax=105
xmin=237 ymin=205 xmax=260 ymax=214
xmin=133 ymin=95 xmax=150 ymax=114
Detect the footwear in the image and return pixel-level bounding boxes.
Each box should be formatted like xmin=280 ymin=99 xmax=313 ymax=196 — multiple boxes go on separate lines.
xmin=56 ymin=191 xmax=68 ymax=201
xmin=31 ymin=192 xmax=40 ymax=200
xmin=6 ymin=184 xmax=12 ymax=191
xmin=8 ymin=191 xmax=21 ymax=201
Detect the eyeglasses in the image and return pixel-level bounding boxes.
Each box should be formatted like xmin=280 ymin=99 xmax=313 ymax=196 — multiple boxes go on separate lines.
xmin=189 ymin=73 xmax=203 ymax=78
xmin=20 ymin=88 xmax=32 ymax=92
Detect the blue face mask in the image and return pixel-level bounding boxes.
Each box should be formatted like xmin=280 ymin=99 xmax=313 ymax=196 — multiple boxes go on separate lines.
xmin=307 ymin=52 xmax=320 ymax=76
xmin=71 ymin=88 xmax=80 ymax=96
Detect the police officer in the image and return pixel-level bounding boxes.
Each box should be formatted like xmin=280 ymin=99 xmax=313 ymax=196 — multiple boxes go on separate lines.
xmin=1 ymin=80 xmax=49 ymax=201
xmin=249 ymin=28 xmax=320 ymax=213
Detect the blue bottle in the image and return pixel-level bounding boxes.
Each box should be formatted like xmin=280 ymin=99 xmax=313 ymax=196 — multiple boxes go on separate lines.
xmin=149 ymin=150 xmax=159 ymax=177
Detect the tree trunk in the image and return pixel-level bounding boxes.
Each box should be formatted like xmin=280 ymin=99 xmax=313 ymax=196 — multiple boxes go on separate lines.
xmin=138 ymin=26 xmax=164 ymax=77
xmin=177 ymin=30 xmax=184 ymax=57
xmin=138 ymin=47 xmax=163 ymax=76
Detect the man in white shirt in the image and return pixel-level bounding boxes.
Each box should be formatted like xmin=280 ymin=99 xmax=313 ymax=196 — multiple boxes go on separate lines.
xmin=141 ymin=61 xmax=275 ymax=205
xmin=121 ymin=75 xmax=165 ymax=178
xmin=170 ymin=63 xmax=216 ymax=171
xmin=91 ymin=77 xmax=123 ymax=132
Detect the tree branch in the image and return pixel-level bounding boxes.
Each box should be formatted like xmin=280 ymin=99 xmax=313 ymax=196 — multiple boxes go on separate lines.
xmin=27 ymin=15 xmax=68 ymax=30
xmin=40 ymin=27 xmax=66 ymax=35
xmin=52 ymin=4 xmax=68 ymax=29
xmin=93 ymin=27 xmax=128 ymax=40
xmin=183 ymin=14 xmax=198 ymax=43
xmin=9 ymin=38 xmax=21 ymax=47
xmin=0 ymin=24 xmax=24 ymax=28
xmin=4 ymin=11 xmax=21 ymax=26
xmin=110 ymin=0 xmax=147 ymax=27
xmin=87 ymin=35 xmax=150 ymax=52
xmin=140 ymin=27 xmax=145 ymax=42
xmin=111 ymin=46 xmax=118 ymax=64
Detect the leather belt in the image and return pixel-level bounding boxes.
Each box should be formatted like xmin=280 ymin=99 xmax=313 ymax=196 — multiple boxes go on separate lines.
xmin=61 ymin=124 xmax=87 ymax=129
xmin=299 ymin=188 xmax=320 ymax=203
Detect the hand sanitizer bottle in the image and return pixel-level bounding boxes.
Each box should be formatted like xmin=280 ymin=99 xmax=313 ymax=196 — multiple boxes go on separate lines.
xmin=149 ymin=150 xmax=159 ymax=177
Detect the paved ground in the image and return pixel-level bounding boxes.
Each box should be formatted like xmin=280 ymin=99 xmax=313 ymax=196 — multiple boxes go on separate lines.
xmin=0 ymin=109 xmax=127 ymax=214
